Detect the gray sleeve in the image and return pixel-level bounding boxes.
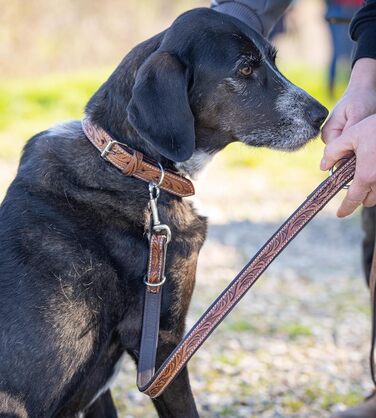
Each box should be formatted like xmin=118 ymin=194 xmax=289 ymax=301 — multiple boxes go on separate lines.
xmin=211 ymin=0 xmax=293 ymax=36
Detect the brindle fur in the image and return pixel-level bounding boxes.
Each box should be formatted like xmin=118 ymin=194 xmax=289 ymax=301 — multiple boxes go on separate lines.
xmin=0 ymin=8 xmax=328 ymax=418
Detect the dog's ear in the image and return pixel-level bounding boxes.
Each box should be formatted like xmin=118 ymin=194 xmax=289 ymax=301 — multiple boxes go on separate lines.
xmin=127 ymin=52 xmax=195 ymax=162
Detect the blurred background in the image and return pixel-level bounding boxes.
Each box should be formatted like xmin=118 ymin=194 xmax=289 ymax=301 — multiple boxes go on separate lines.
xmin=0 ymin=0 xmax=371 ymax=417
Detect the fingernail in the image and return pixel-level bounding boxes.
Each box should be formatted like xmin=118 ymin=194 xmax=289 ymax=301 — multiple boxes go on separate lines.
xmin=320 ymin=158 xmax=326 ymax=170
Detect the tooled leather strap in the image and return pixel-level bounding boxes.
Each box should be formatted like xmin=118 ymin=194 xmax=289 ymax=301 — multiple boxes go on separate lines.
xmin=137 ymin=156 xmax=356 ymax=398
xmin=81 ymin=118 xmax=195 ymax=198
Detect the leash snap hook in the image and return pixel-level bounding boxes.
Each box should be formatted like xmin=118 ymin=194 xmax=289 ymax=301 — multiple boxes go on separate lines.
xmin=148 ymin=162 xmax=165 ymax=225
xmin=148 ymin=163 xmax=172 ymax=243
xmin=149 ymin=184 xmax=161 ymax=225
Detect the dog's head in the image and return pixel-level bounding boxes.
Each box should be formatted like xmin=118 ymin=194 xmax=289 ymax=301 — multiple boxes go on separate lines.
xmin=125 ymin=9 xmax=328 ymax=167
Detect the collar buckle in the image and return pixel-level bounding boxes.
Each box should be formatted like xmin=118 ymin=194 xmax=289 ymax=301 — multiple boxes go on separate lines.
xmin=100 ymin=140 xmax=122 ymax=159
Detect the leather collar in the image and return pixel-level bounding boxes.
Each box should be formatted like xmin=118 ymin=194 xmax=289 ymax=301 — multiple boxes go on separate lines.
xmin=81 ymin=117 xmax=195 ymax=197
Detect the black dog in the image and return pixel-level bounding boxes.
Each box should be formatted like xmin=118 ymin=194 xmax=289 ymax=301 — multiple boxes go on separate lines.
xmin=0 ymin=8 xmax=328 ymax=418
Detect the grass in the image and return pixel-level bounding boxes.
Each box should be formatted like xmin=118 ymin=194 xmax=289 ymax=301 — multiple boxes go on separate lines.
xmin=280 ymin=322 xmax=313 ymax=339
xmin=0 ymin=69 xmax=111 ymax=160
xmin=0 ymin=63 xmax=347 ymax=195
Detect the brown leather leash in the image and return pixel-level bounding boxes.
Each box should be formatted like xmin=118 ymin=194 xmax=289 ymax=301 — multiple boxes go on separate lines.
xmin=81 ymin=119 xmax=370 ymax=398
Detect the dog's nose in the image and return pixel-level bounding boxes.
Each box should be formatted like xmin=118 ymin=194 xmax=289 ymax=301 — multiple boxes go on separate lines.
xmin=307 ymin=103 xmax=329 ymax=127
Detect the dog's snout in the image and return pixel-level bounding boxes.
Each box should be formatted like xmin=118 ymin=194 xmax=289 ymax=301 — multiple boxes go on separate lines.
xmin=306 ymin=103 xmax=329 ymax=127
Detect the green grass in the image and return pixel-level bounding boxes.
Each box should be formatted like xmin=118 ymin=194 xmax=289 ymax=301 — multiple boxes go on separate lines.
xmin=0 ymin=69 xmax=111 ymax=160
xmin=280 ymin=322 xmax=313 ymax=339
xmin=0 ymin=64 xmax=347 ymax=185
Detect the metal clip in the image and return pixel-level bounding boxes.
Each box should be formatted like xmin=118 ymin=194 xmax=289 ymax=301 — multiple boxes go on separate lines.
xmin=149 ymin=183 xmax=161 ymax=226
xmin=148 ymin=164 xmax=171 ymax=243
xmin=328 ymin=157 xmax=352 ymax=189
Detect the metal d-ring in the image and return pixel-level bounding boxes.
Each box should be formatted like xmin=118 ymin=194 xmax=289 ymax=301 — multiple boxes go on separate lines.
xmin=148 ymin=163 xmax=165 ymax=191
xmin=155 ymin=162 xmax=165 ymax=188
xmin=153 ymin=224 xmax=172 ymax=243
xmin=144 ymin=274 xmax=167 ymax=287
xmin=328 ymin=157 xmax=351 ymax=189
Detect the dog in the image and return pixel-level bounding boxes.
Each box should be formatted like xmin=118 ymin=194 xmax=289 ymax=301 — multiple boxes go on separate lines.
xmin=0 ymin=7 xmax=328 ymax=418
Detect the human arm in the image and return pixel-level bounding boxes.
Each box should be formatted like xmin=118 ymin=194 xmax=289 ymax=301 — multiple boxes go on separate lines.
xmin=211 ymin=0 xmax=293 ymax=36
xmin=321 ymin=0 xmax=376 ymax=217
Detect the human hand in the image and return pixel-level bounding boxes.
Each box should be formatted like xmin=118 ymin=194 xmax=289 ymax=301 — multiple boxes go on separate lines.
xmin=321 ymin=114 xmax=376 ymax=217
xmin=322 ymin=59 xmax=376 ymax=143
xmin=321 ymin=58 xmax=376 ymax=217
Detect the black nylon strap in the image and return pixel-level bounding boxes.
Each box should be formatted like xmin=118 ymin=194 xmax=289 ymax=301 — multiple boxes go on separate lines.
xmin=138 ymin=291 xmax=162 ymax=388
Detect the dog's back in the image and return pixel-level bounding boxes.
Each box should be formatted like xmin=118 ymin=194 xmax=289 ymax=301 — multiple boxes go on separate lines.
xmin=0 ymin=119 xmax=206 ymax=417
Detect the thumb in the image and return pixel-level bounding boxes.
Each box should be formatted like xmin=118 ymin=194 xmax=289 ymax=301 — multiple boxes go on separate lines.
xmin=320 ymin=132 xmax=355 ymax=171
xmin=321 ymin=111 xmax=346 ymax=145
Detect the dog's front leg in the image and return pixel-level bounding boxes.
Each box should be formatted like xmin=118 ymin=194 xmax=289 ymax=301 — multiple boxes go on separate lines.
xmin=128 ymin=334 xmax=199 ymax=418
xmin=151 ymin=363 xmax=199 ymax=418
xmin=84 ymin=390 xmax=118 ymax=418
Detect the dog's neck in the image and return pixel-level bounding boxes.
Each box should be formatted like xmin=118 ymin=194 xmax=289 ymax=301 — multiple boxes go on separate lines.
xmin=85 ymin=34 xmax=230 ymax=180
xmin=86 ymin=93 xmax=215 ymax=180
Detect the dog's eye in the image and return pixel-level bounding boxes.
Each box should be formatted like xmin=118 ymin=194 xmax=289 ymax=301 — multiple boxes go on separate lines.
xmin=239 ymin=66 xmax=253 ymax=77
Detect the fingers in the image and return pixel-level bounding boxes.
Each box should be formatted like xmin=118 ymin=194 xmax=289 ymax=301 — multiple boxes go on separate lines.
xmin=321 ymin=98 xmax=362 ymax=145
xmin=321 ymin=100 xmax=351 ymax=145
xmin=320 ymin=124 xmax=370 ymax=217
xmin=337 ymin=177 xmax=371 ymax=217
xmin=320 ymin=132 xmax=354 ymax=171
xmin=320 ymin=100 xmax=376 ymax=218
xmin=321 ymin=113 xmax=344 ymax=145
xmin=364 ymin=187 xmax=376 ymax=207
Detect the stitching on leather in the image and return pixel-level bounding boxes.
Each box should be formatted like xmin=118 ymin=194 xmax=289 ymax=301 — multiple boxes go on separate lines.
xmin=152 ymin=237 xmax=164 ymax=294
xmin=146 ymin=236 xmax=166 ymax=293
xmin=133 ymin=173 xmax=184 ymax=197
xmin=147 ymin=235 xmax=155 ymax=293
xmin=135 ymin=158 xmax=194 ymax=195
xmin=157 ymin=238 xmax=165 ymax=280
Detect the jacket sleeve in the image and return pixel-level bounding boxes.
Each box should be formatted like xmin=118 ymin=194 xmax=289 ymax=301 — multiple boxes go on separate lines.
xmin=350 ymin=0 xmax=376 ymax=63
xmin=211 ymin=0 xmax=293 ymax=36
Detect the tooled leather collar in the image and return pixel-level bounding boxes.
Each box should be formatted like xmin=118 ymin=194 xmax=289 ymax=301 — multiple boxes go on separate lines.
xmin=81 ymin=117 xmax=195 ymax=198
